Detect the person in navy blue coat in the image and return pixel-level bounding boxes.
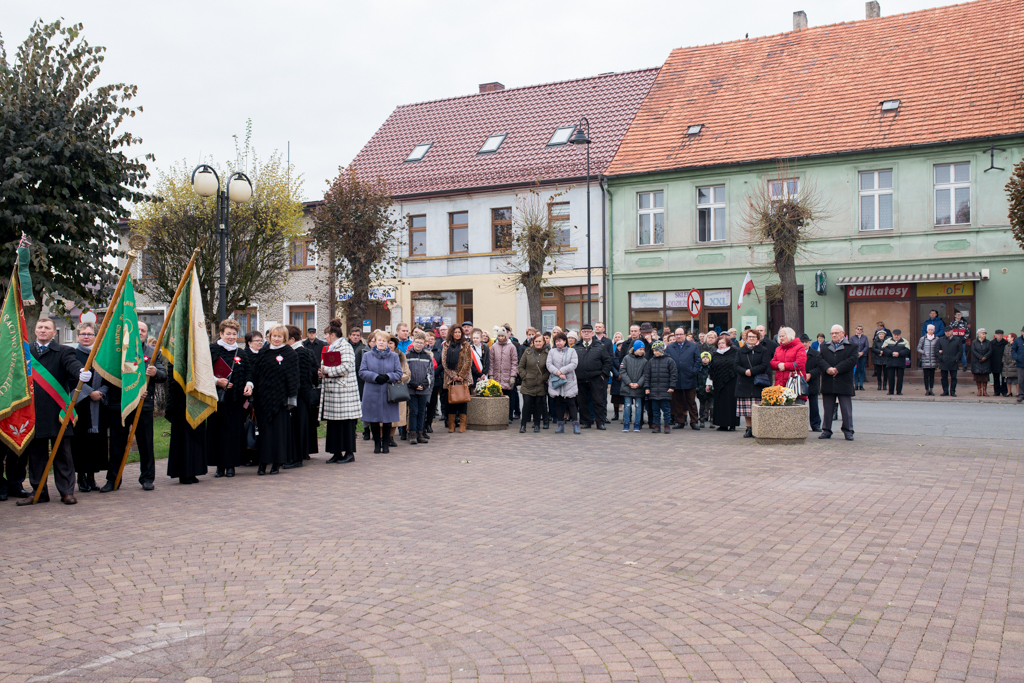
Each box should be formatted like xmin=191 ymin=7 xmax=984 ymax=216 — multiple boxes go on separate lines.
xmin=665 ymin=329 xmax=702 ymax=430
xmin=358 ymin=329 xmax=403 ymax=453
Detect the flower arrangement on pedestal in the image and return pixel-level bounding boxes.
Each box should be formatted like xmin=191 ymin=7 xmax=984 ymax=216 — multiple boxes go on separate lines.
xmin=475 ymin=378 xmax=503 ymax=397
xmin=761 ymin=385 xmax=797 ymax=406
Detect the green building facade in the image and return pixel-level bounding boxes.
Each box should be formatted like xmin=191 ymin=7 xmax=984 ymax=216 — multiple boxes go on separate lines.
xmin=605 ymin=138 xmax=1024 ymax=356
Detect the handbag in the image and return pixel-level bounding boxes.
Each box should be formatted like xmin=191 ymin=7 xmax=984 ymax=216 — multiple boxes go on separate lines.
xmin=551 ymin=376 xmax=567 ymax=388
xmin=387 ymin=382 xmax=410 ymax=404
xmin=749 ymin=351 xmax=770 ymax=387
xmin=786 ymin=373 xmax=810 ymax=397
xmin=448 ymin=382 xmax=471 ymax=404
xmin=244 ymin=414 xmax=259 ymax=450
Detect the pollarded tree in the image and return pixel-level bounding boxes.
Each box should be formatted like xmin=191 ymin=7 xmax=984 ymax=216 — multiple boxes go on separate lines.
xmin=0 ymin=20 xmax=150 ymax=328
xmin=310 ymin=166 xmax=404 ymax=331
xmin=1007 ymin=158 xmax=1024 ymax=251
xmin=133 ymin=127 xmax=304 ymax=326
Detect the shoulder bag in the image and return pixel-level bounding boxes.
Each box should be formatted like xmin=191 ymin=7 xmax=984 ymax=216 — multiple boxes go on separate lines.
xmin=448 ymin=382 xmax=471 ymax=404
xmin=751 ymin=349 xmax=771 ymax=388
xmin=244 ymin=412 xmax=259 ymax=450
xmin=387 ymin=382 xmax=410 ymax=404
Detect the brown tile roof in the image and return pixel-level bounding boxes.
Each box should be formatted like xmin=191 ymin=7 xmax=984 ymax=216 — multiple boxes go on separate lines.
xmin=607 ymin=0 xmax=1024 ymax=177
xmin=350 ymin=69 xmax=660 ymax=197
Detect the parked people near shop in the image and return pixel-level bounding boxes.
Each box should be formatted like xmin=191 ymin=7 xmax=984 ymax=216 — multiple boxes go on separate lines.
xmin=442 ymin=325 xmax=473 ymax=433
xmin=871 ymin=329 xmax=889 ymax=391
xmin=735 ymin=329 xmax=771 ymax=438
xmin=1001 ymin=333 xmax=1017 ymax=398
xmin=575 ymin=324 xmax=612 ymax=430
xmin=817 ymin=324 xmax=857 ymax=440
xmin=643 ymin=341 xmax=677 ymax=434
xmin=917 ymin=324 xmax=940 ymax=396
xmin=518 ymin=332 xmax=549 ymax=432
xmin=709 ymin=336 xmax=739 ymax=432
xmin=619 ymin=340 xmax=647 ymax=432
xmin=850 ymin=325 xmax=870 ymax=390
xmin=881 ymin=329 xmax=911 ymax=395
xmin=609 ymin=331 xmax=625 ymax=421
xmin=667 ymin=327 xmax=701 ymax=430
xmin=971 ymin=328 xmax=993 ymax=397
xmin=359 ymin=330 xmax=403 ymax=453
xmin=547 ymin=331 xmax=580 ymax=434
xmin=921 ymin=309 xmax=945 ymax=338
xmin=990 ymin=330 xmax=1009 ymax=396
xmin=937 ymin=326 xmax=963 ymax=397
xmin=405 ymin=330 xmax=433 ymax=445
xmin=251 ymin=324 xmax=299 ymax=475
xmin=319 ymin=322 xmax=359 ymax=463
xmin=1013 ymin=328 xmax=1024 ymax=402
xmin=801 ymin=334 xmax=822 ymax=432
xmin=489 ymin=327 xmax=519 ymax=423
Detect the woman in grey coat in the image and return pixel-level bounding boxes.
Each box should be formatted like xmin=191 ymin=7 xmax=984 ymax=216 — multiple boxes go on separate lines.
xmin=358 ymin=329 xmax=403 ymax=453
xmin=917 ymin=324 xmax=940 ymax=396
xmin=320 ymin=322 xmax=360 ymax=463
xmin=546 ymin=331 xmax=580 ymax=434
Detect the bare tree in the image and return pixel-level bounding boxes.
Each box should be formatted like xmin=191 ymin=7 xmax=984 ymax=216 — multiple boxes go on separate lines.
xmin=500 ymin=186 xmax=570 ymax=329
xmin=1007 ymin=158 xmax=1024 ymax=252
xmin=741 ymin=161 xmax=831 ymax=336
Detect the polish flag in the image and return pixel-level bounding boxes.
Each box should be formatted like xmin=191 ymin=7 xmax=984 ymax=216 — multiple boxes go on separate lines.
xmin=737 ymin=272 xmax=755 ymax=309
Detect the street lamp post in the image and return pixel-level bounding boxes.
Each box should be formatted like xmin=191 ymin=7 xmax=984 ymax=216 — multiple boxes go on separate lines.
xmin=568 ymin=117 xmax=592 ymax=325
xmin=191 ymin=165 xmax=253 ymax=322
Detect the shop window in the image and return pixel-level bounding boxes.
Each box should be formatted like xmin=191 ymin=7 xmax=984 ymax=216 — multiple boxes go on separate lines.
xmin=697 ymin=185 xmax=725 ymax=242
xmin=409 ymin=215 xmax=426 ymax=256
xmin=859 ymin=170 xmax=893 ymax=231
xmin=491 ymin=207 xmax=513 ymax=251
xmin=290 ymin=238 xmax=314 ymax=270
xmin=449 ymin=211 xmax=469 ymax=254
xmin=549 ymin=202 xmax=571 ymax=247
xmin=934 ymin=162 xmax=970 ymax=225
xmin=637 ymin=191 xmax=664 ymax=246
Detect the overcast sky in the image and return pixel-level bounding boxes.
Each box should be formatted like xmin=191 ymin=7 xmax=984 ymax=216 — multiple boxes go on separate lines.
xmin=6 ymin=0 xmax=945 ymax=202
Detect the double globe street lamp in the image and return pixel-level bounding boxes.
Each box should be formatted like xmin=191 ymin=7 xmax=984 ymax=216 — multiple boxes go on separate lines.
xmin=190 ymin=165 xmax=253 ymax=322
xmin=568 ymin=117 xmax=592 ymax=325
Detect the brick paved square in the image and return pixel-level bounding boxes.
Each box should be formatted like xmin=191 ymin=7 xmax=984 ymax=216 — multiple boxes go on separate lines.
xmin=0 ymin=428 xmax=1021 ymax=681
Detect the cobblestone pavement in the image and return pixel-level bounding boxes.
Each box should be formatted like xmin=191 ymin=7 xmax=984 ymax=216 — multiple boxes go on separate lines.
xmin=1 ymin=425 xmax=1021 ymax=682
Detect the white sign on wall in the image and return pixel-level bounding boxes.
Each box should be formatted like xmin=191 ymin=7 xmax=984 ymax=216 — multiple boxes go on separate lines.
xmin=704 ymin=289 xmax=731 ymax=307
xmin=665 ymin=291 xmax=689 ymax=307
xmin=630 ymin=292 xmax=664 ymax=309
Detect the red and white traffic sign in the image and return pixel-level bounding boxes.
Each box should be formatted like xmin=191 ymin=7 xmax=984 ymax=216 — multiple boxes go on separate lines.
xmin=687 ymin=289 xmax=702 ymax=317
xmin=79 ymin=310 xmax=98 ymax=325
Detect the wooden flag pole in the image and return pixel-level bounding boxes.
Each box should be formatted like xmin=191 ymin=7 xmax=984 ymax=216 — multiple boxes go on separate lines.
xmin=114 ymin=242 xmax=205 ymax=489
xmin=29 ymin=237 xmax=144 ymax=505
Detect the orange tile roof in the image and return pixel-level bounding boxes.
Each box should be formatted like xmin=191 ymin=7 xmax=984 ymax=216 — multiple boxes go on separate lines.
xmin=350 ymin=69 xmax=659 ymax=197
xmin=607 ymin=0 xmax=1024 ymax=177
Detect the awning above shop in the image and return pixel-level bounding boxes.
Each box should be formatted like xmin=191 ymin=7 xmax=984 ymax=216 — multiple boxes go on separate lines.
xmin=836 ymin=272 xmax=982 ymax=286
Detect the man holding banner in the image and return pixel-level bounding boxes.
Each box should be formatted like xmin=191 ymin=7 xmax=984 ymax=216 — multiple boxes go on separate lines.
xmin=19 ymin=319 xmax=90 ymax=505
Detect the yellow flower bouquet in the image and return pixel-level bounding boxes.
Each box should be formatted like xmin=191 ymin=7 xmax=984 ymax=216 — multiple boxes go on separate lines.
xmin=475 ymin=378 xmax=504 ymax=397
xmin=761 ymin=385 xmax=797 ymax=406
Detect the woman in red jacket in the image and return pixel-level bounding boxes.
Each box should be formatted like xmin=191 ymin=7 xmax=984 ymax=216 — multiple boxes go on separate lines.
xmin=772 ymin=327 xmax=807 ymax=398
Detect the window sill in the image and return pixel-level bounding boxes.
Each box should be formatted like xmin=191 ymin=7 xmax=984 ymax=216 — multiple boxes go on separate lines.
xmin=289 ymin=266 xmax=316 ymax=271
xmin=627 ymin=244 xmax=668 ymax=252
xmin=932 ymin=223 xmax=974 ymax=232
xmin=854 ymin=229 xmax=895 ymax=236
xmin=404 ymin=247 xmax=577 ymax=262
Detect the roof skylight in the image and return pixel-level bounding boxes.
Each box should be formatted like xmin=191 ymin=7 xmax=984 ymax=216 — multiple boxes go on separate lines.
xmin=687 ymin=124 xmax=703 ymax=135
xmin=478 ymin=134 xmax=507 ymax=154
xmin=547 ymin=126 xmax=575 ymax=146
xmin=405 ymin=143 xmax=432 ymax=162
xmin=881 ymin=99 xmax=901 ymax=111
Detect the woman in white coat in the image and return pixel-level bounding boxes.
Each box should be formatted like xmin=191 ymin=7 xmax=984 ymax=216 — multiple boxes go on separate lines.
xmin=319 ymin=321 xmax=361 ymax=463
xmin=546 ymin=331 xmax=580 ymax=434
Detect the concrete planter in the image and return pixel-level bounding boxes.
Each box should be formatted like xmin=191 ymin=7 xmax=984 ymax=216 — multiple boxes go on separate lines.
xmin=752 ymin=404 xmax=809 ymax=444
xmin=466 ymin=395 xmax=510 ymax=431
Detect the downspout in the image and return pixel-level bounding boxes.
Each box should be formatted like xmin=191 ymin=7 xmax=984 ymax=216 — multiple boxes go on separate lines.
xmin=600 ymin=176 xmax=607 ymax=324
xmin=605 ymin=181 xmax=614 ymax=332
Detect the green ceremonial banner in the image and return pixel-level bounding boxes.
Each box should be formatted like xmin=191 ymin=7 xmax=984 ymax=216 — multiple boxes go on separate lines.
xmin=92 ymin=275 xmax=145 ymax=425
xmin=160 ymin=269 xmax=217 ymax=428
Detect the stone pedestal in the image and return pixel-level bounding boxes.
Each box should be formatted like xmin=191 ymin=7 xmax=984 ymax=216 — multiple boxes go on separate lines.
xmin=467 ymin=396 xmax=510 ymax=431
xmin=752 ymin=404 xmax=809 ymax=444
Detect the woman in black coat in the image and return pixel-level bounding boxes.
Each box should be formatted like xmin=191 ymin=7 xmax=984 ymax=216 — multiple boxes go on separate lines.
xmin=971 ymin=329 xmax=993 ymax=396
xmin=871 ymin=330 xmax=888 ymax=391
xmin=286 ymin=325 xmax=318 ymax=468
xmin=709 ymin=336 xmax=739 ymax=431
xmin=251 ymin=325 xmax=299 ymax=475
xmin=208 ymin=319 xmax=252 ymax=479
xmin=733 ymin=329 xmax=770 ymax=437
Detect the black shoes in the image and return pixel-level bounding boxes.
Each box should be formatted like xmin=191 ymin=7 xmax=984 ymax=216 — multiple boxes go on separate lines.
xmin=373 ymin=440 xmax=382 ymax=454
xmin=818 ymin=433 xmax=831 ymax=439
xmin=716 ymin=426 xmax=728 ymax=432
xmin=388 ymin=437 xmax=398 ymax=448
xmin=519 ymin=425 xmax=527 ymax=433
xmin=425 ymin=424 xmax=433 ymax=433
xmin=543 ymin=421 xmax=550 ymax=429
xmin=533 ymin=424 xmax=540 ymax=432
xmin=226 ymin=468 xmax=235 ymax=477
xmin=214 ymin=468 xmax=225 ymax=478
xmin=142 ymin=481 xmax=155 ymax=491
xmin=326 ymin=455 xmax=344 ymax=463
xmin=99 ymin=480 xmax=117 ymax=493
xmin=691 ymin=424 xmax=700 ymax=431
xmin=362 ymin=429 xmax=371 ymax=441
xmin=258 ymin=465 xmax=266 ymax=475
xmin=743 ymin=427 xmax=753 ymax=438
xmin=282 ymin=462 xmax=302 ymax=469
xmin=269 ymin=465 xmax=280 ymax=475
xmin=596 ymin=423 xmax=606 ymax=430
xmin=845 ymin=434 xmax=855 ymax=441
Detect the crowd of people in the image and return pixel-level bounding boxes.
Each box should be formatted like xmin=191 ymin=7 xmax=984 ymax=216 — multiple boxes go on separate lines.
xmin=5 ymin=310 xmax=1023 ymax=507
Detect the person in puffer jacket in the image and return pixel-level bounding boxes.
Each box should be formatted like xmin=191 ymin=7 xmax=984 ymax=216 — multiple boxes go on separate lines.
xmin=618 ymin=340 xmax=648 ymax=432
xmin=404 ymin=330 xmax=434 ymax=445
xmin=488 ymin=327 xmax=519 ymax=422
xmin=643 ymin=341 xmax=677 ymax=434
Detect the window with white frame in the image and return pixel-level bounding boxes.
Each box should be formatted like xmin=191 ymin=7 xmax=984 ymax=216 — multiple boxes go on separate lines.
xmin=637 ymin=191 xmax=664 ymax=246
xmin=768 ymin=178 xmax=799 ymax=200
xmin=859 ymin=170 xmax=893 ymax=231
xmin=697 ymin=185 xmax=725 ymax=242
xmin=934 ymin=162 xmax=970 ymax=225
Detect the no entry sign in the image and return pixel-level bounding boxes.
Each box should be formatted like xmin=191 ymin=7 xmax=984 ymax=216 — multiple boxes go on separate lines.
xmin=687 ymin=289 xmax=702 ymax=317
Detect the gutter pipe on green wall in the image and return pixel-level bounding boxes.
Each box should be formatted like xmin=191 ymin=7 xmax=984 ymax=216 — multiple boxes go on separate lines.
xmin=600 ymin=176 xmax=607 ymax=325
xmin=604 ymin=181 xmax=614 ymax=332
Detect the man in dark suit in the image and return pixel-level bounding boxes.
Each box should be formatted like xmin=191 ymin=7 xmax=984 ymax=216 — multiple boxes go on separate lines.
xmin=666 ymin=328 xmax=702 ymax=429
xmin=18 ymin=319 xmax=88 ymax=505
xmin=816 ymin=324 xmax=857 ymax=441
xmin=575 ymin=324 xmax=612 ymax=429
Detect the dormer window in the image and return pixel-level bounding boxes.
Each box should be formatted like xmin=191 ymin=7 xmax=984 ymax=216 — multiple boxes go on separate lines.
xmin=478 ymin=134 xmax=507 ymax=154
xmin=547 ymin=126 xmax=575 ymax=146
xmin=405 ymin=143 xmax=432 ymax=162
xmin=687 ymin=124 xmax=703 ymax=135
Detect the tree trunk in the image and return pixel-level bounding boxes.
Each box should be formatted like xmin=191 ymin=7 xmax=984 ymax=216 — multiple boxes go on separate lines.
xmin=525 ymin=255 xmax=544 ymax=329
xmin=328 ymin=246 xmax=336 ymax=320
xmin=775 ymin=248 xmax=801 ymax=337
xmin=345 ymin=266 xmax=370 ymax=333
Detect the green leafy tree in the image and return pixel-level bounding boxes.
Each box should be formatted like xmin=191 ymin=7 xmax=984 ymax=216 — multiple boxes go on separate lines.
xmin=133 ymin=129 xmax=304 ymax=327
xmin=1007 ymin=159 xmax=1024 ymax=251
xmin=0 ymin=19 xmax=149 ymax=328
xmin=309 ymin=166 xmax=403 ymax=331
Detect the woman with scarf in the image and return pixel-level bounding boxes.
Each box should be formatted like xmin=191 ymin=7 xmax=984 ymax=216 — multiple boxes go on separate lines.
xmin=709 ymin=335 xmax=739 ymax=431
xmin=359 ymin=329 xmax=403 ymax=452
xmin=207 ymin=320 xmax=252 ymax=479
xmin=251 ymin=324 xmax=298 ymax=475
xmin=285 ymin=325 xmax=317 ymax=468
xmin=735 ymin=328 xmax=772 ymax=438
xmin=319 ymin=321 xmax=360 ymax=462
xmin=71 ymin=323 xmax=107 ymax=492
xmin=441 ymin=325 xmax=473 ymax=433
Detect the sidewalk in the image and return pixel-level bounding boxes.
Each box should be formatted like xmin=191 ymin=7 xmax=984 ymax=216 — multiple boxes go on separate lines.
xmin=853 ymin=388 xmax=1020 ymax=404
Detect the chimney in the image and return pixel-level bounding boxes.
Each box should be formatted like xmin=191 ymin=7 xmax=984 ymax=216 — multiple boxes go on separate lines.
xmin=479 ymin=82 xmax=505 ymax=94
xmin=793 ymin=10 xmax=807 ymax=30
xmin=865 ymin=1 xmax=880 ymax=18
